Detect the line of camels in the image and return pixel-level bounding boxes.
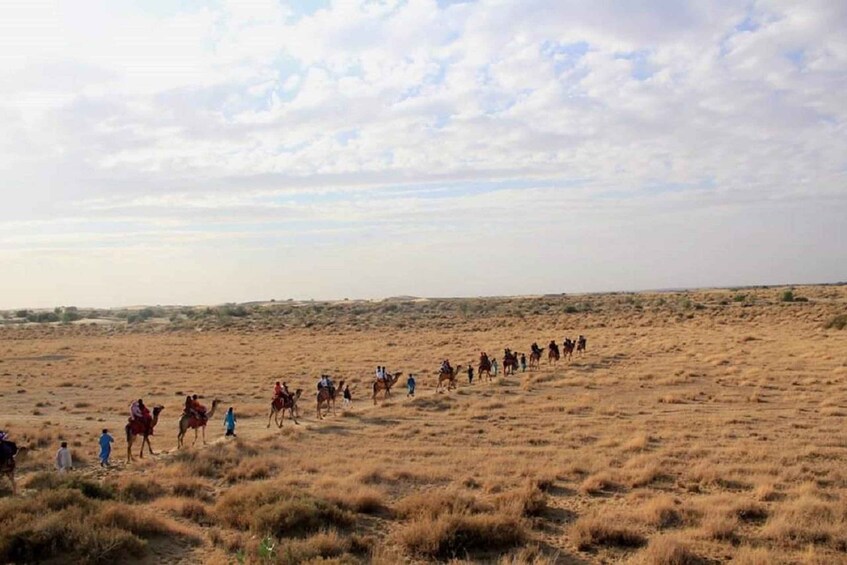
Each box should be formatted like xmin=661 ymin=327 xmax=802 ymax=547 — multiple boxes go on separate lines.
xmin=1 ymin=337 xmax=586 ymax=492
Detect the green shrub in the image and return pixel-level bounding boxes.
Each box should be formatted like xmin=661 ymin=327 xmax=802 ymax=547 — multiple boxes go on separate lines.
xmin=781 ymin=290 xmax=795 ymax=302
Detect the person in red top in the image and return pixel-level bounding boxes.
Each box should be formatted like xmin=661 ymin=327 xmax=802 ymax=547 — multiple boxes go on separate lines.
xmin=191 ymin=394 xmax=207 ymax=421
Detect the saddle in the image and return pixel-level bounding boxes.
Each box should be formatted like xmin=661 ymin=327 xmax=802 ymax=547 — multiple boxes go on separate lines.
xmin=273 ymin=394 xmax=292 ymax=410
xmin=127 ymin=417 xmax=153 ymax=436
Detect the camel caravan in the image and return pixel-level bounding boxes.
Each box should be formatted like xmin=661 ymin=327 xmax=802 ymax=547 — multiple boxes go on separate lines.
xmin=0 ymin=335 xmax=587 ymax=486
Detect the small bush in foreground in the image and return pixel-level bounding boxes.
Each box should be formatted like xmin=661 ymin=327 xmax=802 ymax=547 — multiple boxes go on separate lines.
xmin=397 ymin=512 xmax=527 ymax=559
xmin=571 ymin=515 xmax=646 ymax=550
xmin=634 ymin=535 xmax=703 ymax=565
xmin=215 ymin=481 xmax=353 ymax=537
xmin=824 ymin=314 xmax=847 ymax=330
xmin=0 ymin=489 xmax=194 ymax=564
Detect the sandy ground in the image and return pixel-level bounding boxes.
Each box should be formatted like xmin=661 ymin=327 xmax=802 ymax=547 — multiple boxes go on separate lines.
xmin=1 ymin=285 xmax=846 ymax=563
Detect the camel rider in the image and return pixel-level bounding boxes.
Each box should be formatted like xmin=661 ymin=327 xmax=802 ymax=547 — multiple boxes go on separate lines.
xmin=375 ymin=366 xmax=382 ymax=381
xmin=191 ymin=394 xmax=207 ymax=422
xmin=131 ymin=399 xmax=152 ymax=427
xmin=440 ymin=360 xmax=452 ymax=374
xmin=319 ymin=374 xmax=333 ymax=393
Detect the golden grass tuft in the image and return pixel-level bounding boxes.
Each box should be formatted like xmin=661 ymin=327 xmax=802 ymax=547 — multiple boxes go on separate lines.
xmin=571 ymin=514 xmax=646 ymax=550
xmin=215 ymin=480 xmax=354 ymax=537
xmin=579 ymin=471 xmax=622 ymax=495
xmin=396 ymin=511 xmax=527 ymax=559
xmin=632 ymin=534 xmax=703 ymax=564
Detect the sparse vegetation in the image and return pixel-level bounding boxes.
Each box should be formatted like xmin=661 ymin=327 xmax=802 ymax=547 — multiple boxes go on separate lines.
xmin=1 ymin=284 xmax=846 ymax=563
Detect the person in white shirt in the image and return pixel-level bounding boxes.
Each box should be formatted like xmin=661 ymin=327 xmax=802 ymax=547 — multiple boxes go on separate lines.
xmin=55 ymin=441 xmax=72 ymax=472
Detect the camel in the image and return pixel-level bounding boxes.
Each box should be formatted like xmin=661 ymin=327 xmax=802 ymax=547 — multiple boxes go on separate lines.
xmin=478 ymin=353 xmax=492 ymax=382
xmin=177 ymin=399 xmax=220 ymax=448
xmin=267 ymin=389 xmax=303 ymax=428
xmin=529 ymin=349 xmax=542 ymax=370
xmin=125 ymin=405 xmax=164 ymax=462
xmin=503 ymin=350 xmax=519 ymax=375
xmin=563 ymin=339 xmax=575 ymax=360
xmin=373 ymin=372 xmax=402 ymax=405
xmin=0 ymin=440 xmax=20 ymax=495
xmin=436 ymin=365 xmax=463 ymax=392
xmin=548 ymin=341 xmax=560 ymax=363
xmin=317 ymin=379 xmax=345 ymax=419
xmin=576 ymin=336 xmax=587 ymax=355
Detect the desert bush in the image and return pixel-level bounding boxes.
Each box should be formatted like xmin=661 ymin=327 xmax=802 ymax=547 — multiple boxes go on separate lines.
xmin=116 ymin=476 xmax=165 ymax=502
xmin=23 ymin=473 xmax=114 ymax=500
xmin=732 ymin=546 xmax=780 ymax=565
xmin=0 ymin=488 xmax=193 ymax=564
xmin=324 ymin=484 xmax=386 ymax=515
xmin=638 ymin=495 xmax=689 ymax=529
xmin=762 ymin=495 xmax=845 ymax=547
xmin=700 ymin=512 xmax=738 ymax=541
xmin=170 ymin=478 xmax=213 ymax=501
xmin=494 ymin=481 xmax=548 ymax=517
xmin=172 ymin=440 xmax=257 ymax=479
xmin=634 ymin=535 xmax=702 ymax=564
xmin=396 ymin=511 xmax=527 ymax=559
xmin=824 ymin=314 xmax=847 ymax=330
xmin=394 ymin=489 xmax=489 ymax=519
xmin=579 ymin=471 xmax=621 ymax=495
xmin=571 ymin=514 xmax=646 ymax=550
xmin=781 ymin=290 xmax=795 ymax=302
xmin=224 ymin=454 xmax=279 ymax=483
xmin=498 ymin=545 xmax=555 ymax=565
xmin=215 ymin=481 xmax=353 ymax=537
xmin=154 ymin=497 xmax=212 ymax=525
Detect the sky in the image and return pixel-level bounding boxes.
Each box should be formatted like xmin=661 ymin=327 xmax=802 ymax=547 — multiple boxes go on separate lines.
xmin=0 ymin=0 xmax=845 ymax=308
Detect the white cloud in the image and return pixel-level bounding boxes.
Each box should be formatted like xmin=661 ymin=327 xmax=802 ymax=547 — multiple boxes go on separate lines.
xmin=0 ymin=0 xmax=845 ymax=307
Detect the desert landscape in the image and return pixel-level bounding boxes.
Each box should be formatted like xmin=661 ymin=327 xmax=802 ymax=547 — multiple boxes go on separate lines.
xmin=1 ymin=285 xmax=846 ymax=564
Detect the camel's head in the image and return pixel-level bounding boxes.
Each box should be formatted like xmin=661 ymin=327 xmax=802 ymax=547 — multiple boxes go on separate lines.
xmin=152 ymin=405 xmax=164 ymax=416
xmin=212 ymin=399 xmax=221 ymax=406
xmin=294 ymin=388 xmax=303 ymax=397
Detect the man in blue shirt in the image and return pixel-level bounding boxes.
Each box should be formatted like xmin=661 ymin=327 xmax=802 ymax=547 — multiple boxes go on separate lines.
xmin=99 ymin=429 xmax=114 ymax=467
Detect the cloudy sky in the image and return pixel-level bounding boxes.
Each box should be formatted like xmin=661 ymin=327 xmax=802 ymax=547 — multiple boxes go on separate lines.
xmin=1 ymin=0 xmax=845 ymax=308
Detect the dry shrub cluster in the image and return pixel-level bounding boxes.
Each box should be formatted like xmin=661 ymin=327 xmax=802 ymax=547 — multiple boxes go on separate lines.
xmin=633 ymin=535 xmax=703 ymax=565
xmin=571 ymin=513 xmax=646 ymax=550
xmin=761 ymin=493 xmax=847 ymax=549
xmin=215 ymin=481 xmax=354 ymax=537
xmin=394 ymin=488 xmax=529 ymax=559
xmin=0 ymin=477 xmax=195 ymax=564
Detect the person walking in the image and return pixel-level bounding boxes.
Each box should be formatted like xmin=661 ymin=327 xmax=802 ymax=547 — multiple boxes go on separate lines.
xmin=491 ymin=358 xmax=499 ymax=377
xmin=98 ymin=429 xmax=114 ymax=467
xmin=406 ymin=374 xmax=416 ymax=397
xmin=467 ymin=364 xmax=474 ymax=384
xmin=224 ymin=407 xmax=237 ymax=437
xmin=56 ymin=441 xmax=73 ymax=472
xmin=520 ymin=353 xmax=527 ymax=372
xmin=343 ymin=384 xmax=353 ymax=407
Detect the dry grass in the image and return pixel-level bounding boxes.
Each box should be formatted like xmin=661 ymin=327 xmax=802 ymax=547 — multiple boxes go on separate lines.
xmin=632 ymin=535 xmax=702 ymax=564
xmin=1 ymin=285 xmax=847 ymax=563
xmin=571 ymin=513 xmax=646 ymax=550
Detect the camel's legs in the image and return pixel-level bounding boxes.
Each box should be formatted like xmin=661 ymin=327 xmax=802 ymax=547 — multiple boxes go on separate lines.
xmin=202 ymin=427 xmax=207 ymax=445
xmin=267 ymin=408 xmax=275 ymax=428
